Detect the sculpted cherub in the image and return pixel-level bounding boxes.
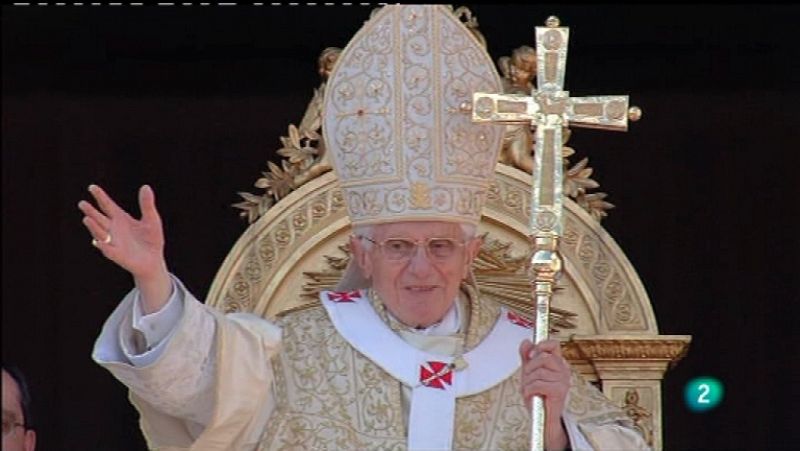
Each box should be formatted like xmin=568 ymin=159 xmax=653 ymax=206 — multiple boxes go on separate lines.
xmin=497 ymin=45 xmax=538 ymax=173
xmin=498 ymin=45 xmax=537 ymax=94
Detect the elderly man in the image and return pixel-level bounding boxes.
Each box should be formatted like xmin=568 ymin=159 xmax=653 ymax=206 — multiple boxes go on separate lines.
xmin=84 ymin=5 xmax=648 ymax=450
xmin=2 ymin=366 xmax=36 ymax=451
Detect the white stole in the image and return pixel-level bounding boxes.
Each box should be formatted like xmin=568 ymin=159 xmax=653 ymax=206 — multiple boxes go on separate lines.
xmin=320 ymin=290 xmax=530 ymax=450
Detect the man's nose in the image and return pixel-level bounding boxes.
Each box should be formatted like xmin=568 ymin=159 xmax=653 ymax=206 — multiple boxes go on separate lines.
xmin=407 ymin=244 xmax=434 ymax=275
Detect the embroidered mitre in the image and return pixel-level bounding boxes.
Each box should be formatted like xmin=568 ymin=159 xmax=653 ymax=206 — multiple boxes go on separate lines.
xmin=322 ymin=4 xmax=504 ymax=226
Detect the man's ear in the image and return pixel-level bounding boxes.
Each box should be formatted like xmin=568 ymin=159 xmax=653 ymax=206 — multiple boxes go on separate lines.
xmin=350 ymin=235 xmax=373 ymax=278
xmin=462 ymin=235 xmax=483 ymax=279
xmin=24 ymin=429 xmax=36 ymax=451
xmin=468 ymin=235 xmax=483 ymax=261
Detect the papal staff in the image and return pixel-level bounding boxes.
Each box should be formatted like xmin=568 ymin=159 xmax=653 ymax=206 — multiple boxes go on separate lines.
xmin=471 ymin=16 xmax=642 ymax=451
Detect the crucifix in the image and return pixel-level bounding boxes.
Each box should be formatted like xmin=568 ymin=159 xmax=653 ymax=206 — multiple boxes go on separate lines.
xmin=471 ymin=16 xmax=642 ymax=451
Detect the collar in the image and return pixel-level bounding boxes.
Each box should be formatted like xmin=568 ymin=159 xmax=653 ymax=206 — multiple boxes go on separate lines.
xmin=383 ymin=295 xmax=463 ymax=336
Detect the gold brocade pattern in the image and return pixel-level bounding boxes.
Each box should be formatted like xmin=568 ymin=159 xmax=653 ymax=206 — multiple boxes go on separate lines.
xmin=566 ymin=372 xmax=635 ymax=427
xmin=260 ymin=292 xmax=639 ymax=450
xmin=462 ymin=282 xmax=499 ymax=351
xmin=260 ymin=298 xmax=532 ymax=450
xmin=261 ymin=306 xmax=406 ymax=450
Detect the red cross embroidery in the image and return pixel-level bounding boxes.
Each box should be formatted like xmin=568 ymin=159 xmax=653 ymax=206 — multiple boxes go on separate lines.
xmin=419 ymin=361 xmax=453 ymax=390
xmin=507 ymin=311 xmax=533 ymax=329
xmin=327 ymin=290 xmax=361 ymax=303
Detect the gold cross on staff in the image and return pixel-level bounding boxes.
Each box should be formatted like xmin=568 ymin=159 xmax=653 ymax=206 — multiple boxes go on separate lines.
xmin=470 ymin=15 xmax=641 ymax=451
xmin=473 ymin=16 xmax=642 ymax=237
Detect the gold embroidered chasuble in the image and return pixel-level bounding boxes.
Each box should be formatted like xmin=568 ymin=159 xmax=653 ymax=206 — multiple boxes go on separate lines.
xmin=263 ymin=288 xmax=533 ymax=450
xmin=96 ymin=284 xmax=648 ymax=450
xmin=261 ymin=287 xmax=644 ymax=450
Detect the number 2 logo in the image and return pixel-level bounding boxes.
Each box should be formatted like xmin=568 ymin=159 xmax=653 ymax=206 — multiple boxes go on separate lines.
xmin=685 ymin=377 xmax=722 ymax=411
xmin=697 ymin=383 xmax=710 ymax=404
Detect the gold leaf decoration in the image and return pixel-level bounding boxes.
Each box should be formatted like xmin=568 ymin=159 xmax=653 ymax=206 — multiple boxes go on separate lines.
xmin=255 ymin=160 xmax=296 ymax=200
xmin=233 ymin=191 xmax=274 ymax=223
xmin=233 ymin=48 xmax=340 ymax=223
xmin=576 ymin=192 xmax=615 ymax=222
xmin=564 ymin=157 xmax=600 ymax=197
xmin=276 ymin=124 xmax=319 ymax=167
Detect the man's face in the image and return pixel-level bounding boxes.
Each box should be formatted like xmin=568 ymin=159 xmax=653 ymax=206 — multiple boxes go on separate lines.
xmin=352 ymin=221 xmax=480 ymax=328
xmin=2 ymin=370 xmax=35 ymax=451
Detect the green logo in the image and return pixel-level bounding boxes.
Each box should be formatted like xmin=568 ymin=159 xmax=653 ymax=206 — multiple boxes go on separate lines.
xmin=685 ymin=376 xmax=723 ymax=412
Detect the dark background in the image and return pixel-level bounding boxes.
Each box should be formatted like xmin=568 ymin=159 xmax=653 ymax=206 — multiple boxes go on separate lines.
xmin=3 ymin=4 xmax=799 ymax=450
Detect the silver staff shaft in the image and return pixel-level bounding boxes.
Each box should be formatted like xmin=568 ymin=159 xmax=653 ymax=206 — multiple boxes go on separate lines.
xmin=529 ymin=235 xmax=562 ymax=451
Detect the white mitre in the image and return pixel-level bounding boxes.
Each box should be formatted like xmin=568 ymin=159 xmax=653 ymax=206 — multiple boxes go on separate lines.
xmin=322 ymin=4 xmax=505 ymax=228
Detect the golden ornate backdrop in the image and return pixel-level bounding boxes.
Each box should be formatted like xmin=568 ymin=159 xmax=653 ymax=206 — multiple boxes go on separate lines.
xmin=205 ymin=14 xmax=692 ymax=445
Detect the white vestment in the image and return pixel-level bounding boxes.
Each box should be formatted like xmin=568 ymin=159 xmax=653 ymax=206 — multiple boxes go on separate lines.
xmin=93 ymin=277 xmax=650 ymax=450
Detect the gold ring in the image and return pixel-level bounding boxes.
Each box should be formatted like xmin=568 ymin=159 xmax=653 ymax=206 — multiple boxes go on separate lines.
xmin=92 ymin=234 xmax=112 ymax=247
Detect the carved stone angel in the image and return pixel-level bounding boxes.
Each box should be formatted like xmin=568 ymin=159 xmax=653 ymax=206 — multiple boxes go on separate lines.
xmin=497 ymin=45 xmax=538 ymax=173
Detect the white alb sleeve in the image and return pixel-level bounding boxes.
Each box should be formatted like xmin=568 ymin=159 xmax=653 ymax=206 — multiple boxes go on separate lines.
xmin=117 ymin=276 xmax=185 ymax=367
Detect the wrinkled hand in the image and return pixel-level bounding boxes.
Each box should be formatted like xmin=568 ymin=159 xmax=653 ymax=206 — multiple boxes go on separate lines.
xmin=519 ymin=338 xmax=572 ymax=450
xmin=78 ymin=184 xmax=171 ymax=312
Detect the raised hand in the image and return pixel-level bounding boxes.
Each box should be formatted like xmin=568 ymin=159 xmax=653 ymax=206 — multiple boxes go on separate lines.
xmin=78 ymin=184 xmax=172 ymax=313
xmin=519 ymin=338 xmax=571 ymax=450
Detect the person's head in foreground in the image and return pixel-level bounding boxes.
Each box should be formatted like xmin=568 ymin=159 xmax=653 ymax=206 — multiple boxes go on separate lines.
xmin=2 ymin=365 xmax=36 ymax=451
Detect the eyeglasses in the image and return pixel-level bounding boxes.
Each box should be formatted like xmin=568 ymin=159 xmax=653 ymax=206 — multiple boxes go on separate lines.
xmin=1 ymin=418 xmax=26 ymax=438
xmin=360 ymin=236 xmax=468 ymax=261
